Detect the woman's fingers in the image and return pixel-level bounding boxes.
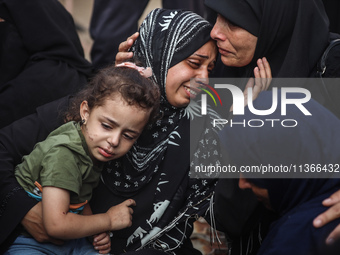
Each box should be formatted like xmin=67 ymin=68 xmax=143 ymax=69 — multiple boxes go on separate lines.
xmin=115 ymin=52 xmax=134 ymax=65
xmin=115 ymin=32 xmax=139 ymax=65
xmin=254 ymin=57 xmax=272 ymax=91
xmin=313 ymin=190 xmax=340 ymax=244
xmin=314 ymin=189 xmax=340 ymax=227
xmin=118 ymin=32 xmax=139 ymax=52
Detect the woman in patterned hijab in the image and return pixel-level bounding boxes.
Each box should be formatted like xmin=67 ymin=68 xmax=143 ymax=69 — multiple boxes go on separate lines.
xmin=90 ymin=8 xmax=223 ymax=254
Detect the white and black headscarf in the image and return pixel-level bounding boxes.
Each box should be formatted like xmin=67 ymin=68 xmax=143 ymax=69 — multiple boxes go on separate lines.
xmin=102 ymin=8 xmax=223 ymax=253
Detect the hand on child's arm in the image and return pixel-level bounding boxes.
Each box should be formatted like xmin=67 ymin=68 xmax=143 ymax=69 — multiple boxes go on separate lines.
xmin=21 ymin=202 xmax=64 ymax=245
xmin=106 ymin=199 xmax=136 ymax=230
xmin=82 ymin=203 xmax=93 ymax=215
xmin=93 ymin=232 xmax=111 ymax=254
xmin=115 ymin=32 xmax=139 ymax=65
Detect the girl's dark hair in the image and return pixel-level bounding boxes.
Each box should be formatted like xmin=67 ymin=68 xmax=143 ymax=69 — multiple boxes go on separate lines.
xmin=65 ymin=64 xmax=160 ymax=124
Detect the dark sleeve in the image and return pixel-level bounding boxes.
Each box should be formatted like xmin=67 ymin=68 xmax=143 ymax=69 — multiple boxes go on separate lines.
xmin=0 ymin=97 xmax=68 ymax=247
xmin=318 ymin=33 xmax=340 ymax=119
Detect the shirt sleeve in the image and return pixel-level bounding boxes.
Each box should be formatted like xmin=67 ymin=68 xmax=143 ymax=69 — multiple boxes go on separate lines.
xmin=40 ymin=145 xmax=83 ymax=196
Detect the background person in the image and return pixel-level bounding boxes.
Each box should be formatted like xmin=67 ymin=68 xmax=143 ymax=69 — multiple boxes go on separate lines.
xmin=219 ymin=90 xmax=340 ymax=255
xmin=0 ymin=0 xmax=92 ymax=128
xmin=90 ymin=0 xmax=206 ymax=69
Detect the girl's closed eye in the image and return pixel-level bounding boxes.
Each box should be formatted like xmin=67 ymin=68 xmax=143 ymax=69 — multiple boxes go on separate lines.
xmin=101 ymin=123 xmax=112 ymax=130
xmin=123 ymin=133 xmax=136 ymax=141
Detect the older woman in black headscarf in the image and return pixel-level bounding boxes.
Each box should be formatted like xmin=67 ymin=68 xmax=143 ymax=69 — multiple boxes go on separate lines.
xmin=206 ymin=0 xmax=336 ymax=77
xmin=0 ymin=0 xmax=92 ymax=128
xmin=205 ymin=0 xmax=340 ymax=117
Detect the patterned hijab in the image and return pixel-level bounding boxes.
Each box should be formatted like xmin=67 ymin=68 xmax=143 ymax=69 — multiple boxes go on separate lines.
xmin=102 ymin=8 xmax=222 ymax=252
xmin=205 ymin=0 xmax=331 ymax=78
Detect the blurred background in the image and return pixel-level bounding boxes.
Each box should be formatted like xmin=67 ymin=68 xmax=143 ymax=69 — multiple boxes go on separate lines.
xmin=59 ymin=0 xmax=162 ymax=61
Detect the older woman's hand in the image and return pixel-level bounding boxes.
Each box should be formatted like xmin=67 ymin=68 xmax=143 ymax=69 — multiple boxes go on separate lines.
xmin=244 ymin=57 xmax=272 ymax=103
xmin=115 ymin=32 xmax=139 ymax=65
xmin=313 ymin=189 xmax=340 ymax=245
xmin=230 ymin=57 xmax=272 ymax=112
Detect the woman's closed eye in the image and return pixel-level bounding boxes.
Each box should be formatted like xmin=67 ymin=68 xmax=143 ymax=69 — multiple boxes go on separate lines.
xmin=188 ymin=60 xmax=201 ymax=68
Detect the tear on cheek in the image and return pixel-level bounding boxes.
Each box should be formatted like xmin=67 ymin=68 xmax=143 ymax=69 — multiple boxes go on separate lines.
xmin=84 ymin=127 xmax=95 ymax=141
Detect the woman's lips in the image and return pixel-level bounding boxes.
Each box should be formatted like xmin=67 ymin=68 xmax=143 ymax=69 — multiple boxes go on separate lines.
xmin=184 ymin=85 xmax=200 ymax=99
xmin=218 ymin=47 xmax=234 ymax=56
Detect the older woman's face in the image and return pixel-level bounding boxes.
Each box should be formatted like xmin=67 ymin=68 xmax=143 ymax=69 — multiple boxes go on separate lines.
xmin=165 ymin=40 xmax=217 ymax=108
xmin=211 ymin=14 xmax=258 ymax=67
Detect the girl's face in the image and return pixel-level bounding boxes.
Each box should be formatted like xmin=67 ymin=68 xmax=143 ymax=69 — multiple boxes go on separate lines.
xmin=80 ymin=95 xmax=151 ymax=163
xmin=165 ymin=40 xmax=217 ymax=108
xmin=210 ymin=14 xmax=258 ymax=67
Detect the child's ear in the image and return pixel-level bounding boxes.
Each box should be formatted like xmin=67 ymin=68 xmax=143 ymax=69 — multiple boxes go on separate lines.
xmin=80 ymin=101 xmax=90 ymax=121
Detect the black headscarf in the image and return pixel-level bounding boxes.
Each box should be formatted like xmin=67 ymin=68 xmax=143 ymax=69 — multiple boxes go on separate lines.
xmin=205 ymin=0 xmax=332 ymax=78
xmin=0 ymin=0 xmax=93 ymax=127
xmin=0 ymin=0 xmax=92 ymax=79
xmin=102 ymin=9 xmax=222 ymax=252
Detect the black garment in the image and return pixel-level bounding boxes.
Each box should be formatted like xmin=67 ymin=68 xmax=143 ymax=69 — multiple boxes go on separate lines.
xmin=323 ymin=0 xmax=340 ymax=34
xmin=90 ymin=0 xmax=207 ymax=69
xmin=312 ymin=33 xmax=340 ymax=119
xmin=0 ymin=0 xmax=92 ymax=128
xmin=0 ymin=97 xmax=68 ymax=252
xmin=213 ymin=179 xmax=277 ymax=255
xmin=220 ymin=91 xmax=340 ymax=255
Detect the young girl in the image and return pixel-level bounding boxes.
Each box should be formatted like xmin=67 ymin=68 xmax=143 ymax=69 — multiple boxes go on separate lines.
xmin=8 ymin=63 xmax=160 ymax=254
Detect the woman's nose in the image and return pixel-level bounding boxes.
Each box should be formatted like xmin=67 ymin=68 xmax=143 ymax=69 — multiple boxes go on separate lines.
xmin=196 ymin=68 xmax=209 ymax=79
xmin=210 ymin=16 xmax=227 ymax=42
